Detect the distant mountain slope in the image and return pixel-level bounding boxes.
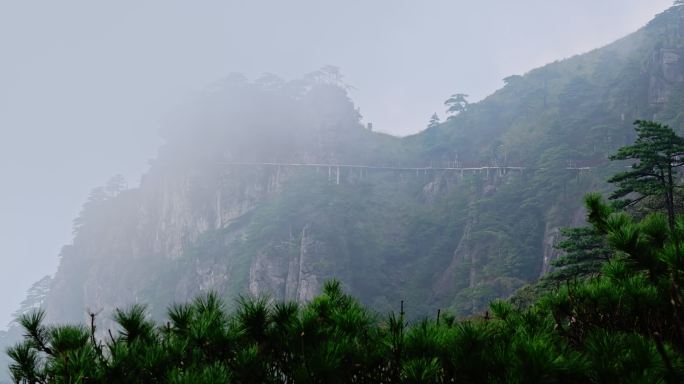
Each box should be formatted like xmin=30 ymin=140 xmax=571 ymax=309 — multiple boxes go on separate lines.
xmin=405 ymin=4 xmax=684 ymax=310
xmin=19 ymin=5 xmax=684 ymax=330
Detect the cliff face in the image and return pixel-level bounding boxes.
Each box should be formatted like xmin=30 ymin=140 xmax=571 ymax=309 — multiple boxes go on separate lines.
xmin=34 ymin=6 xmax=684 ymax=326
xmin=45 ymin=163 xmax=291 ymax=321
xmin=43 ymin=78 xmax=402 ymax=322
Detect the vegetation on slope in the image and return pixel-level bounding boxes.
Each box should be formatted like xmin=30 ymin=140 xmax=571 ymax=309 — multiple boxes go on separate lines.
xmin=8 ymin=197 xmax=684 ymax=383
xmin=9 ymin=9 xmax=684 ymax=383
xmin=30 ymin=5 xmax=684 ymax=328
xmin=8 ymin=120 xmax=684 ymax=383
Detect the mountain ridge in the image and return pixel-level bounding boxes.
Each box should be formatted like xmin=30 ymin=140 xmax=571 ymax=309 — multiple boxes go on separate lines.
xmin=13 ymin=3 xmax=684 ymax=333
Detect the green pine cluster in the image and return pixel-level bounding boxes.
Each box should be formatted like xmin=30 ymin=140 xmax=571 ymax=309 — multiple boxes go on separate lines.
xmin=6 ymin=236 xmax=684 ymax=384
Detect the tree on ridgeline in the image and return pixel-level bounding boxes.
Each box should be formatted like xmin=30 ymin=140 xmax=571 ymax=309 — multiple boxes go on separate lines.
xmin=502 ymin=75 xmax=522 ymax=86
xmin=444 ymin=93 xmax=469 ymax=117
xmin=9 ymin=276 xmax=51 ymax=327
xmin=427 ymin=113 xmax=440 ymax=129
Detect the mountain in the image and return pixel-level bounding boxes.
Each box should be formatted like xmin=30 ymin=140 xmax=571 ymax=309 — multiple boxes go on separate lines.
xmin=15 ymin=5 xmax=684 ymax=332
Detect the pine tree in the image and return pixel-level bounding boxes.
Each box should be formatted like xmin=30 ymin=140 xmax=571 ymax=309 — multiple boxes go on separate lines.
xmin=608 ymin=120 xmax=684 ymax=232
xmin=547 ymin=225 xmax=611 ymax=282
xmin=444 ymin=93 xmax=469 ymax=117
xmin=9 ymin=276 xmax=51 ymax=327
xmin=427 ymin=113 xmax=440 ymax=129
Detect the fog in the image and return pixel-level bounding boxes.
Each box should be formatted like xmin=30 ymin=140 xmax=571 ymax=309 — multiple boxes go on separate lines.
xmin=0 ymin=0 xmax=672 ymax=327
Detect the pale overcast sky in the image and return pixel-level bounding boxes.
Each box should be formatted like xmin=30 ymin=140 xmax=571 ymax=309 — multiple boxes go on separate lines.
xmin=0 ymin=0 xmax=673 ymax=326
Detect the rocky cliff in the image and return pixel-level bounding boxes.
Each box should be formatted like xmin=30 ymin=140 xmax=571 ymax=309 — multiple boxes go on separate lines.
xmin=27 ymin=5 xmax=684 ymax=328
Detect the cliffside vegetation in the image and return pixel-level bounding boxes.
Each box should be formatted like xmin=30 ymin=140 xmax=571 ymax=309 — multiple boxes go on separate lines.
xmin=9 ymin=120 xmax=684 ymax=383
xmin=8 ymin=218 xmax=684 ymax=383
xmin=7 ymin=5 xmax=684 ymax=381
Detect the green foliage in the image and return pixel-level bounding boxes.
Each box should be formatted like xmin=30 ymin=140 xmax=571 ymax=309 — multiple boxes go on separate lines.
xmin=608 ymin=120 xmax=684 ymax=229
xmin=41 ymin=6 xmax=684 ymax=332
xmin=426 ymin=113 xmax=441 ymax=129
xmin=9 ymin=227 xmax=684 ymax=384
xmin=20 ymin=8 xmax=684 ymax=383
xmin=548 ymin=226 xmax=610 ymax=281
xmin=444 ymin=93 xmax=469 ymax=116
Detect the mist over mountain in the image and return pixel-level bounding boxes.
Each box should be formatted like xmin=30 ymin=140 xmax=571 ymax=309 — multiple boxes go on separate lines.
xmin=5 ymin=2 xmax=684 ymax=382
xmin=0 ymin=1 xmax=672 ymax=333
xmin=7 ymin=2 xmax=683 ymax=324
